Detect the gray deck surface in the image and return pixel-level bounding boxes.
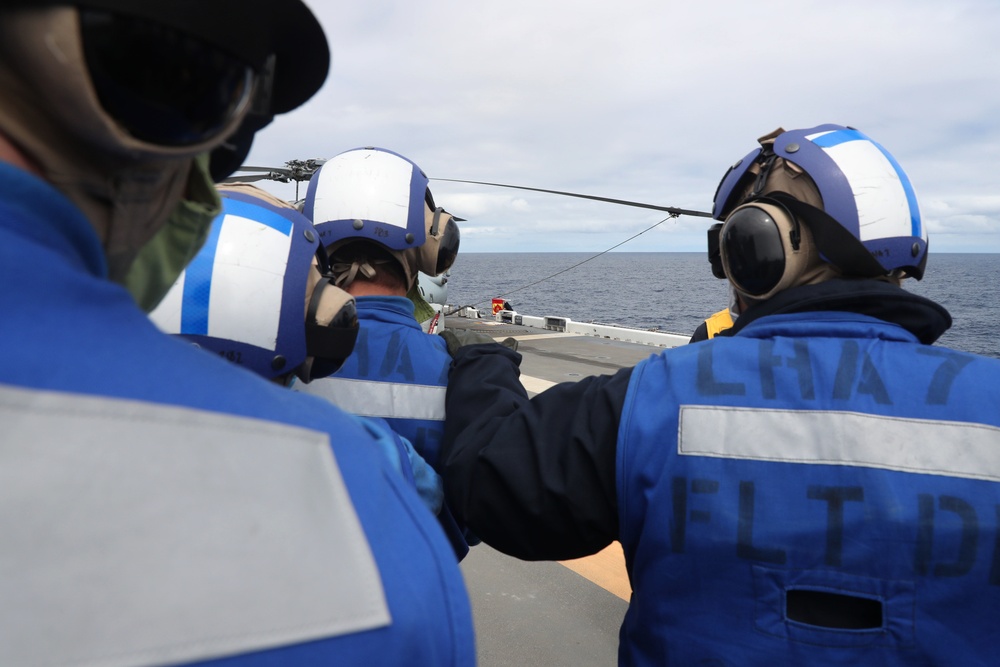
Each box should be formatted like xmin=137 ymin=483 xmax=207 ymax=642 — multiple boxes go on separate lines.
xmin=444 ymin=314 xmax=672 ymax=666
xmin=445 ymin=315 xmax=666 ymax=385
xmin=460 ymin=546 xmax=626 ymax=667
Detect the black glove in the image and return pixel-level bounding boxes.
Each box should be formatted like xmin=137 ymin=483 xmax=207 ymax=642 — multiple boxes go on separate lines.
xmin=439 ymin=329 xmax=518 ymax=356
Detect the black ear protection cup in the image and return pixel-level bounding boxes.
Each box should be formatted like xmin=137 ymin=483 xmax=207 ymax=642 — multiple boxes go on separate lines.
xmin=430 ymin=208 xmax=460 ymax=275
xmin=416 ymin=207 xmax=461 ymax=279
xmin=707 ymin=223 xmax=725 ymax=279
xmin=300 ymin=278 xmax=359 ymax=381
xmin=720 ymin=197 xmax=805 ymax=300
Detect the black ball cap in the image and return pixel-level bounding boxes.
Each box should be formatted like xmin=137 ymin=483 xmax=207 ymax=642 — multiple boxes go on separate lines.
xmin=5 ymin=0 xmax=330 ymax=114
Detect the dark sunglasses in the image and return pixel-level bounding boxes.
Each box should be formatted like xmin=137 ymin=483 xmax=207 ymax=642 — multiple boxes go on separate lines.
xmin=80 ymin=9 xmax=264 ymax=147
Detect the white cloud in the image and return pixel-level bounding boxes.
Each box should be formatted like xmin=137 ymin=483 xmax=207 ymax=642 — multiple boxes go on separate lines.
xmin=247 ymin=0 xmax=1000 ymax=253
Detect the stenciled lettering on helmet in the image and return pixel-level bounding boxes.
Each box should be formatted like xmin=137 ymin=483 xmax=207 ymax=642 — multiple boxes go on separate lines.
xmin=150 ymin=186 xmax=358 ymax=382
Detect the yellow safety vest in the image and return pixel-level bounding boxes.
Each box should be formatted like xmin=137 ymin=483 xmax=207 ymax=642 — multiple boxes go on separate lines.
xmin=705 ymin=308 xmax=734 ymax=339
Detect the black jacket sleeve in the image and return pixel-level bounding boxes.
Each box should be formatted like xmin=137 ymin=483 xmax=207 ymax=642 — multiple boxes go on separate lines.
xmin=440 ymin=342 xmax=632 ymax=561
xmin=688 ymin=321 xmax=710 ymax=344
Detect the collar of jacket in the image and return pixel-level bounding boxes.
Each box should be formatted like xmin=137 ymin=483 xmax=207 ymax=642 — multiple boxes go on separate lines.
xmin=725 ymin=278 xmax=952 ymax=345
xmin=0 ymin=161 xmax=107 ymax=278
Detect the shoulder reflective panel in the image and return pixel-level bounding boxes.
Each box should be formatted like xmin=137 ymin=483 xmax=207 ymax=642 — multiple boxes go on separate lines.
xmin=679 ymin=406 xmax=1000 ymax=482
xmin=0 ymin=384 xmax=390 ymax=667
xmin=299 ymin=377 xmax=447 ymax=421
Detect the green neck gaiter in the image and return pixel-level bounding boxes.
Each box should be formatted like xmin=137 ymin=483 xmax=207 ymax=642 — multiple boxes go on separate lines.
xmin=407 ymin=281 xmax=438 ymax=324
xmin=123 ymin=153 xmax=222 ymax=312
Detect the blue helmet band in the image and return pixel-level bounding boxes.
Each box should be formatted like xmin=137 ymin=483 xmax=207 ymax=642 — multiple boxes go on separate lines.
xmin=712 ymin=125 xmax=928 ymax=280
xmin=151 ymin=188 xmax=361 ymax=381
xmin=306 ymin=147 xmax=430 ymax=252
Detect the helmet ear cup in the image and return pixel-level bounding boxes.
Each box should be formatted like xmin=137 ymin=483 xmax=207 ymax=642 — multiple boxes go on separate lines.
xmin=301 ymin=278 xmax=359 ymax=381
xmin=707 ymin=223 xmax=726 ymax=279
xmin=418 ymin=207 xmax=461 ymax=277
xmin=720 ymin=200 xmax=810 ymax=301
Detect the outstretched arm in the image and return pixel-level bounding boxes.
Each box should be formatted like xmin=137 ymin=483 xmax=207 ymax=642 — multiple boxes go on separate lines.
xmin=440 ymin=342 xmax=630 ymax=561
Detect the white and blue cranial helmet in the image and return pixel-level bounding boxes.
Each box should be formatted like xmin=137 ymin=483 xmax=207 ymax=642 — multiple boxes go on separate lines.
xmin=303 ymin=147 xmax=460 ymax=289
xmin=713 ymin=124 xmax=927 ymax=281
xmin=150 ymin=184 xmax=358 ymax=382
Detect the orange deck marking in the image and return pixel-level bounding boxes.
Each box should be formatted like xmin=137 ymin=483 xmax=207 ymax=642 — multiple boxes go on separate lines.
xmin=559 ymin=541 xmax=631 ymax=602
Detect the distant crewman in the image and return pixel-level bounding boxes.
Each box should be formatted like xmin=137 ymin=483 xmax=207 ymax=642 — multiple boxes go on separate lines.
xmin=689 ymin=222 xmax=739 ymax=342
xmin=690 ymin=307 xmax=733 ymax=341
xmin=437 ymin=124 xmax=1000 ymax=665
xmin=295 ymin=146 xmax=474 ymax=558
xmin=0 ymin=2 xmax=473 ymax=665
xmin=690 ymin=296 xmax=743 ymax=342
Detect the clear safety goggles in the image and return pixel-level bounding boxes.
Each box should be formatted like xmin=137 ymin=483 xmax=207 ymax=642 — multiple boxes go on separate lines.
xmin=80 ymin=9 xmax=261 ymax=147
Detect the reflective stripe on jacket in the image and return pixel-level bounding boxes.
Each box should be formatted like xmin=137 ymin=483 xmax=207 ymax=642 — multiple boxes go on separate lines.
xmin=0 ymin=165 xmax=474 ymax=666
xmin=617 ymin=312 xmax=1000 ymax=665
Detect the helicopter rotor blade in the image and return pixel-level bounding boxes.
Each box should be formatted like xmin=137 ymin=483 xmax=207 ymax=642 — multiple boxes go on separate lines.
xmin=431 ymin=177 xmax=713 ymax=218
xmin=228 ymin=159 xmax=328 ymax=184
xmin=231 ymin=166 xmax=293 ymax=175
xmin=220 ymin=173 xmax=280 ymax=184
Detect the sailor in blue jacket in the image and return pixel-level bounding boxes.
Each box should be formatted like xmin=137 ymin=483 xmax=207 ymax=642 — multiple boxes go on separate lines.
xmin=295 ymin=147 xmax=474 ymax=558
xmin=0 ymin=3 xmax=474 ymax=665
xmin=439 ymin=124 xmax=1000 ymax=665
xmin=319 ymin=294 xmax=452 ymax=464
xmin=151 ymin=182 xmax=449 ymax=517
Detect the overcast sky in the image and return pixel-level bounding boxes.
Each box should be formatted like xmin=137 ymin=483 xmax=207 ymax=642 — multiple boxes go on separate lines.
xmin=246 ymin=0 xmax=1000 ymax=255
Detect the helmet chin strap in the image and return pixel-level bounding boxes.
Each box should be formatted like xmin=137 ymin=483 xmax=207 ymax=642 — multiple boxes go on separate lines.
xmin=748 ymin=152 xmax=778 ymax=202
xmin=770 ymin=193 xmax=887 ymax=279
xmin=331 ymin=255 xmax=391 ymax=289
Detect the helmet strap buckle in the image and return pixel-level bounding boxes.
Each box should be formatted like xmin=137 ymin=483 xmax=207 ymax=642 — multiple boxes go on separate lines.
xmin=748 ymin=152 xmax=777 ymax=200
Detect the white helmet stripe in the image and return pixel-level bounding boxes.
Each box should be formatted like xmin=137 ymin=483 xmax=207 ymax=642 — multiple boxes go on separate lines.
xmin=208 ymin=214 xmax=293 ymax=349
xmin=806 ymin=129 xmax=923 ymax=243
xmin=150 ymin=199 xmax=294 ymax=353
xmin=311 ymin=149 xmax=415 ymax=230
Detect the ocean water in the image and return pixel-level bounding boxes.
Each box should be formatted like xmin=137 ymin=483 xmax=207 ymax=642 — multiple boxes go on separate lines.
xmin=444 ymin=252 xmax=1000 ymax=359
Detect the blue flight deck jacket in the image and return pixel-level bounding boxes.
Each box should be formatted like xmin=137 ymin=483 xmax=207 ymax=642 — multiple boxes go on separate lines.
xmin=0 ymin=164 xmax=475 ymax=667
xmin=441 ymin=275 xmax=1000 ymax=666
xmin=304 ymin=296 xmax=451 ymax=466
xmin=299 ymin=296 xmax=474 ymax=558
